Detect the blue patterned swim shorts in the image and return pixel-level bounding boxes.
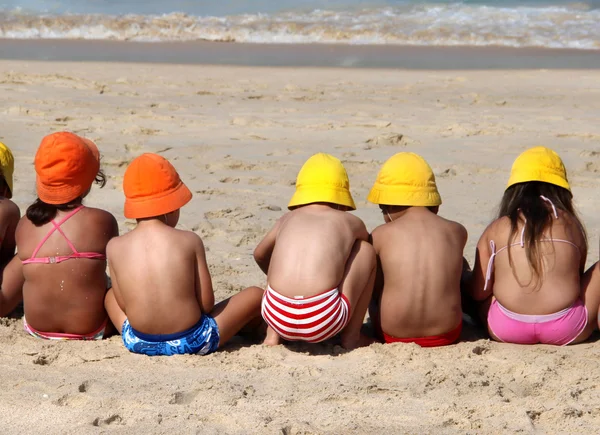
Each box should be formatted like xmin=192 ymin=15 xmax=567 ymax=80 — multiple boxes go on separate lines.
xmin=122 ymin=315 xmax=220 ymax=356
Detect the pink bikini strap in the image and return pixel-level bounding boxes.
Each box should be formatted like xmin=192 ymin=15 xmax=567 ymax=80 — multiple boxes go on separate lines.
xmin=540 ymin=195 xmax=559 ymax=219
xmin=29 ymin=206 xmax=85 ymax=258
xmin=484 ymin=196 xmax=573 ymax=292
xmin=483 ymin=240 xmax=497 ymax=292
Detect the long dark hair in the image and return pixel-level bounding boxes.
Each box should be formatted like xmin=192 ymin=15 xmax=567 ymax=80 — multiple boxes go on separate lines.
xmin=498 ymin=181 xmax=587 ymax=288
xmin=26 ymin=169 xmax=107 ymax=226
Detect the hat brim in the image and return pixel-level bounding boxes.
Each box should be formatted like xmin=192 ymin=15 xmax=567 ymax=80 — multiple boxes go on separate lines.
xmin=506 ymin=174 xmax=571 ymax=192
xmin=288 ymin=186 xmax=356 ymax=210
xmin=367 ymin=186 xmax=442 ymax=207
xmin=124 ymin=181 xmax=192 ymax=219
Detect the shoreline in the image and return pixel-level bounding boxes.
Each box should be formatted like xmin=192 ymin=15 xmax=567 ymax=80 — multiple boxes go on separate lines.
xmin=1 ymin=39 xmax=600 ymax=69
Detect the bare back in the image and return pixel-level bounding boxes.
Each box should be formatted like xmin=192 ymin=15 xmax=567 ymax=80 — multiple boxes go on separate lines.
xmin=372 ymin=208 xmax=466 ymax=337
xmin=16 ymin=207 xmax=118 ymax=334
xmin=108 ymin=223 xmax=209 ymax=335
xmin=475 ymin=211 xmax=585 ymax=315
xmin=267 ymin=205 xmax=367 ymax=297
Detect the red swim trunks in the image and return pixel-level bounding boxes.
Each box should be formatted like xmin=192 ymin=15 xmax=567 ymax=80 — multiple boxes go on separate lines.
xmin=382 ymin=321 xmax=462 ymax=347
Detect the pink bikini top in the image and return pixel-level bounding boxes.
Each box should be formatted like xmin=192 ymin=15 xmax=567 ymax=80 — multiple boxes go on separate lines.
xmin=22 ymin=205 xmax=106 ymax=265
xmin=483 ymin=196 xmax=580 ymax=291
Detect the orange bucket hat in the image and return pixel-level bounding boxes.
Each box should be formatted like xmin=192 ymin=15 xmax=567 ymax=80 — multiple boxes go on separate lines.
xmin=123 ymin=153 xmax=192 ymax=219
xmin=35 ymin=132 xmax=100 ymax=205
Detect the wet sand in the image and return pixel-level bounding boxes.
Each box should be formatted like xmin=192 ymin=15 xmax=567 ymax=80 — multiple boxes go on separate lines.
xmin=1 ymin=39 xmax=600 ymax=69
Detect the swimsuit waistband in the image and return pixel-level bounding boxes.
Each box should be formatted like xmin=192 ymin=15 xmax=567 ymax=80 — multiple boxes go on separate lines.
xmin=24 ymin=317 xmax=107 ymax=340
xmin=130 ymin=316 xmax=207 ymax=342
xmin=266 ymin=284 xmax=339 ymax=304
xmin=494 ymin=299 xmax=582 ymax=324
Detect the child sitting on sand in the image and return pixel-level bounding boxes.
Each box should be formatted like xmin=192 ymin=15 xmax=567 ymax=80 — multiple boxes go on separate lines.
xmin=0 ymin=142 xmax=20 ymax=270
xmin=14 ymin=132 xmax=119 ymax=338
xmin=367 ymin=152 xmax=466 ymax=347
xmin=104 ymin=153 xmax=263 ymax=356
xmin=465 ymin=146 xmax=600 ymax=345
xmin=254 ymin=153 xmax=376 ymax=349
xmin=0 ymin=141 xmax=23 ymax=316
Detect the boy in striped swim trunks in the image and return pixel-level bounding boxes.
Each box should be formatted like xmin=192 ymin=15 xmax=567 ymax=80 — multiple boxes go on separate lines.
xmin=254 ymin=153 xmax=376 ymax=350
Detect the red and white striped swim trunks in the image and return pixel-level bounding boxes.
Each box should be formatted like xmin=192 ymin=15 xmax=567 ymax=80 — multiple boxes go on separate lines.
xmin=261 ymin=285 xmax=351 ymax=343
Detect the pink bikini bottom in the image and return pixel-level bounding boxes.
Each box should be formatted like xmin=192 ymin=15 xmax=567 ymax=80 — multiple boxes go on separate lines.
xmin=488 ymin=298 xmax=587 ymax=346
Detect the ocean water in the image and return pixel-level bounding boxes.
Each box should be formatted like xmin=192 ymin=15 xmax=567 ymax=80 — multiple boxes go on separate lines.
xmin=0 ymin=0 xmax=598 ymax=49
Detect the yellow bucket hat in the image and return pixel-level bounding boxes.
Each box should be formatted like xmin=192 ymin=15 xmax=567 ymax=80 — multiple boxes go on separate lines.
xmin=367 ymin=152 xmax=442 ymax=206
xmin=506 ymin=146 xmax=570 ymax=192
xmin=288 ymin=153 xmax=356 ymax=210
xmin=0 ymin=142 xmax=14 ymax=198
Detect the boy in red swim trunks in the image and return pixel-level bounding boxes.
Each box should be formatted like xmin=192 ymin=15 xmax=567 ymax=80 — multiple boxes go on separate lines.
xmin=368 ymin=153 xmax=467 ymax=347
xmin=254 ymin=153 xmax=376 ymax=350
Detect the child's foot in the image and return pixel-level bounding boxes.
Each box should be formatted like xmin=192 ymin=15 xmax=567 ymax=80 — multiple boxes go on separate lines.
xmin=263 ymin=326 xmax=281 ymax=346
xmin=341 ymin=333 xmax=376 ymax=350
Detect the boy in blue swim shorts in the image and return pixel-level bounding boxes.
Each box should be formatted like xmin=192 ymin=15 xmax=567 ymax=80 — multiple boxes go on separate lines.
xmin=104 ymin=153 xmax=264 ymax=356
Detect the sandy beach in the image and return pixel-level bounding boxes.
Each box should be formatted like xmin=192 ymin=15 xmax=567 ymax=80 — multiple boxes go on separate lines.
xmin=2 ymin=60 xmax=600 ymax=433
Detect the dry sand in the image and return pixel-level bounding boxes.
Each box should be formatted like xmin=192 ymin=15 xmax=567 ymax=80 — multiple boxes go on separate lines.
xmin=1 ymin=61 xmax=600 ymax=434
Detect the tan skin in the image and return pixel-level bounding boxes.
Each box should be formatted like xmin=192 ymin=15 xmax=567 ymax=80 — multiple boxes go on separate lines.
xmin=254 ymin=203 xmax=376 ymax=350
xmin=0 ymin=181 xmax=23 ymax=316
xmin=369 ymin=206 xmax=466 ymax=340
xmin=104 ymin=210 xmax=263 ymax=348
xmin=467 ymin=208 xmax=600 ymax=343
xmin=0 ymin=189 xmax=20 ymax=270
xmin=15 ymin=197 xmax=119 ymax=334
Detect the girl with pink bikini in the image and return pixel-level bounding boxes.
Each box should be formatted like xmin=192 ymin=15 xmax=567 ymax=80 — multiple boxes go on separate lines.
xmin=14 ymin=132 xmax=119 ymax=339
xmin=466 ymin=147 xmax=600 ymax=345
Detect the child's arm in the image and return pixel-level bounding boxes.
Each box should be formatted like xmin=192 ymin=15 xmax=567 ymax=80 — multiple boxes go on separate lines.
xmin=0 ymin=256 xmax=24 ymax=317
xmin=351 ymin=216 xmax=370 ymax=242
xmin=106 ymin=243 xmax=126 ymax=312
xmin=0 ymin=202 xmax=20 ymax=265
xmin=468 ymin=231 xmax=493 ymax=301
xmin=254 ymin=220 xmax=281 ymax=275
xmin=369 ymin=231 xmax=384 ymax=302
xmin=194 ymin=235 xmax=215 ymax=313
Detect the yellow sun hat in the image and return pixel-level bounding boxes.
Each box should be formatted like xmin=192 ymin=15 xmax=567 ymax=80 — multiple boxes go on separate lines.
xmin=506 ymin=146 xmax=570 ymax=192
xmin=0 ymin=141 xmax=14 ymax=198
xmin=288 ymin=153 xmax=356 ymax=210
xmin=367 ymin=152 xmax=442 ymax=206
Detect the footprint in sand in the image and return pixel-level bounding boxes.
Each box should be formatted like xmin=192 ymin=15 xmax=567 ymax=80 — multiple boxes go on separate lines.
xmin=436 ymin=168 xmax=458 ymax=178
xmin=249 ymin=177 xmax=275 ymax=186
xmin=169 ymin=391 xmax=199 ymax=405
xmin=92 ymin=414 xmax=124 ymax=427
xmin=364 ymin=133 xmax=418 ymax=149
xmin=219 ymin=177 xmax=240 ymax=184
xmin=230 ymin=117 xmax=275 ymax=128
xmin=583 ymin=162 xmax=600 ymax=173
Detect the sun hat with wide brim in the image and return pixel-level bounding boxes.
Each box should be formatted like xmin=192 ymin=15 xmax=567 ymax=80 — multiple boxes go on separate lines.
xmin=506 ymin=146 xmax=570 ymax=192
xmin=368 ymin=152 xmax=442 ymax=207
xmin=288 ymin=153 xmax=356 ymax=210
xmin=35 ymin=132 xmax=100 ymax=204
xmin=123 ymin=153 xmax=192 ymax=219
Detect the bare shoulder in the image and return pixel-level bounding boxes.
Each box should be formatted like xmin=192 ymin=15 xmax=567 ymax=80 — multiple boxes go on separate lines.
xmin=344 ymin=211 xmax=366 ymax=228
xmin=369 ymin=223 xmax=388 ymax=249
xmin=174 ymin=228 xmax=205 ymax=250
xmin=84 ymin=207 xmax=118 ymax=225
xmin=15 ymin=214 xmax=33 ymax=238
xmin=370 ymin=222 xmax=388 ymax=240
xmin=106 ymin=234 xmax=126 ymax=257
xmin=0 ymin=199 xmax=20 ymax=219
xmin=478 ymin=217 xmax=509 ymax=244
xmin=440 ymin=217 xmax=468 ymax=240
